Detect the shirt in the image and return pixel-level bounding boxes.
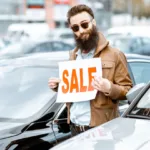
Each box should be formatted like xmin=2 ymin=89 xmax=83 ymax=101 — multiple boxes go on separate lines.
xmin=70 ymin=49 xmax=95 ymax=125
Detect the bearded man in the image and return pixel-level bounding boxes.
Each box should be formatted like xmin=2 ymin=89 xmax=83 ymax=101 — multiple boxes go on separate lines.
xmin=48 ymin=4 xmax=132 ymax=135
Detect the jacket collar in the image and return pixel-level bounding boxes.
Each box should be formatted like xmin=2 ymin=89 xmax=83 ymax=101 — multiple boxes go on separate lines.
xmin=94 ymin=32 xmax=109 ymax=56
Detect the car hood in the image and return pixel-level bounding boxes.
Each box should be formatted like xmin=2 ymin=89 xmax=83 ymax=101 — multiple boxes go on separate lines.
xmin=51 ymin=118 xmax=150 ymax=150
xmin=0 ymin=121 xmax=26 ymax=139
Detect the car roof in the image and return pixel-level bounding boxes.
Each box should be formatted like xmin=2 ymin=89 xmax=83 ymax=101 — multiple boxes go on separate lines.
xmin=107 ymin=26 xmax=150 ymax=37
xmin=0 ymin=51 xmax=70 ymax=68
xmin=125 ymin=53 xmax=150 ymax=60
xmin=1 ymin=38 xmax=72 ymax=51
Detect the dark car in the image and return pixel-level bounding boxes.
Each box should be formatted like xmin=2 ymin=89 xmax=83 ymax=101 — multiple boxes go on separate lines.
xmin=0 ymin=53 xmax=150 ymax=149
xmin=0 ymin=56 xmax=72 ymax=150
xmin=0 ymin=39 xmax=74 ymax=60
xmin=108 ymin=35 xmax=150 ymax=56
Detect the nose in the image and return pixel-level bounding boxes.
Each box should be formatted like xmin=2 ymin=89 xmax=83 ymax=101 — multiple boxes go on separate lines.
xmin=79 ymin=26 xmax=84 ymax=34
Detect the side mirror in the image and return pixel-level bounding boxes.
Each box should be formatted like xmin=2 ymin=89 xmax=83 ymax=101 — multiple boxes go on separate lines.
xmin=126 ymin=83 xmax=146 ymax=105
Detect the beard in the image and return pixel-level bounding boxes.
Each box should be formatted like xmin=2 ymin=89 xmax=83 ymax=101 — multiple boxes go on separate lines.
xmin=74 ymin=25 xmax=99 ymax=52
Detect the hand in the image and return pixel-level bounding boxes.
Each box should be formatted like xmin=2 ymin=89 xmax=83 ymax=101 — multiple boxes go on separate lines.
xmin=48 ymin=77 xmax=61 ymax=89
xmin=92 ymin=76 xmax=111 ymax=94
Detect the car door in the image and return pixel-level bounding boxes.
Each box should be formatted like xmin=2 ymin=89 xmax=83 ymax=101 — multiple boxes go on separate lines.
xmin=47 ymin=104 xmax=72 ymax=145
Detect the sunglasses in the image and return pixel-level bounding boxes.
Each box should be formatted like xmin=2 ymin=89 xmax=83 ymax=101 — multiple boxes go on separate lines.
xmin=70 ymin=19 xmax=93 ymax=32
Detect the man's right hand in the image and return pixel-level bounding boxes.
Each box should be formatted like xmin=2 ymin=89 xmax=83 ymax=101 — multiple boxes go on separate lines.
xmin=48 ymin=78 xmax=61 ymax=89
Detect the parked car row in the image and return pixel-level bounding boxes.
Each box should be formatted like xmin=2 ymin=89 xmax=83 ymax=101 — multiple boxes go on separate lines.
xmin=106 ymin=25 xmax=150 ymax=56
xmin=0 ymin=52 xmax=150 ymax=149
xmin=108 ymin=35 xmax=150 ymax=55
xmin=0 ymin=39 xmax=74 ymax=60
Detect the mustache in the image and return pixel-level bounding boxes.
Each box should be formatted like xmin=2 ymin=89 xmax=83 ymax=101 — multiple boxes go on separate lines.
xmin=75 ymin=32 xmax=90 ymax=40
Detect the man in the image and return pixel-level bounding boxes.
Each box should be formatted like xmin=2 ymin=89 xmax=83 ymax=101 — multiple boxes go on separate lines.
xmin=48 ymin=4 xmax=132 ymax=134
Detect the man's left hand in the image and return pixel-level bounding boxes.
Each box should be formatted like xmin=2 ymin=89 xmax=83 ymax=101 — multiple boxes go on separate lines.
xmin=92 ymin=76 xmax=111 ymax=94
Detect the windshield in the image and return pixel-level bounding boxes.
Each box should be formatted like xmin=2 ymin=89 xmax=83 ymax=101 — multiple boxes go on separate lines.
xmin=0 ymin=66 xmax=58 ymax=121
xmin=129 ymin=88 xmax=150 ymax=118
xmin=129 ymin=62 xmax=150 ymax=84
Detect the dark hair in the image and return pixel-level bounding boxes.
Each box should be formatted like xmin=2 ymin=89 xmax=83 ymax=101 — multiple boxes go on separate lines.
xmin=67 ymin=4 xmax=94 ymax=24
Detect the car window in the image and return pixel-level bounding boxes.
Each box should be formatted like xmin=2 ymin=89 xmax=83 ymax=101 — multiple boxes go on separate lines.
xmin=109 ymin=37 xmax=131 ymax=53
xmin=52 ymin=106 xmax=71 ymax=141
xmin=130 ymin=38 xmax=142 ymax=53
xmin=142 ymin=37 xmax=150 ymax=45
xmin=52 ymin=42 xmax=72 ymax=51
xmin=140 ymin=38 xmax=150 ymax=55
xmin=31 ymin=42 xmax=52 ymax=53
xmin=129 ymin=88 xmax=150 ymax=117
xmin=0 ymin=66 xmax=58 ymax=121
xmin=60 ymin=34 xmax=73 ymax=39
xmin=129 ymin=62 xmax=150 ymax=84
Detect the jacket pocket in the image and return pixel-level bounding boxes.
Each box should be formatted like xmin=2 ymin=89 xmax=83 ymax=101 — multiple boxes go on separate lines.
xmin=102 ymin=61 xmax=114 ymax=79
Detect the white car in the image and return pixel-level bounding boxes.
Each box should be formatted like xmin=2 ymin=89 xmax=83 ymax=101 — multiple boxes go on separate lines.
xmin=107 ymin=25 xmax=150 ymax=38
xmin=51 ymin=82 xmax=150 ymax=150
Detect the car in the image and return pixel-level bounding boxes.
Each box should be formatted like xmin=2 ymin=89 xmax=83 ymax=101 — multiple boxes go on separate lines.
xmin=116 ymin=54 xmax=150 ymax=113
xmin=106 ymin=25 xmax=150 ymax=38
xmin=50 ymin=82 xmax=150 ymax=150
xmin=48 ymin=28 xmax=75 ymax=45
xmin=107 ymin=35 xmax=150 ymax=56
xmin=5 ymin=23 xmax=50 ymax=43
xmin=0 ymin=39 xmax=74 ymax=60
xmin=0 ymin=53 xmax=150 ymax=149
xmin=0 ymin=55 xmax=72 ymax=150
xmin=0 ymin=38 xmax=11 ymax=50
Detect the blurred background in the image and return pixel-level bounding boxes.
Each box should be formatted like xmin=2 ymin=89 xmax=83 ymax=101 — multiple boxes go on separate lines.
xmin=1 ymin=0 xmax=150 ymax=58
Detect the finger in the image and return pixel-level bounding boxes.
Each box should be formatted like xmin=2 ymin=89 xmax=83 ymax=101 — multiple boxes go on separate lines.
xmin=97 ymin=76 xmax=104 ymax=86
xmin=93 ymin=81 xmax=100 ymax=89
xmin=92 ymin=82 xmax=100 ymax=91
xmin=49 ymin=83 xmax=56 ymax=86
xmin=49 ymin=78 xmax=61 ymax=82
xmin=48 ymin=84 xmax=57 ymax=89
xmin=93 ymin=76 xmax=100 ymax=85
xmin=48 ymin=78 xmax=61 ymax=84
xmin=93 ymin=77 xmax=102 ymax=88
xmin=51 ymin=85 xmax=57 ymax=88
xmin=92 ymin=80 xmax=100 ymax=89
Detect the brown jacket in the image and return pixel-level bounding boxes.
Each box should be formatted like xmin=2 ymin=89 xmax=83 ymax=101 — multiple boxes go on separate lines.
xmin=65 ymin=32 xmax=133 ymax=127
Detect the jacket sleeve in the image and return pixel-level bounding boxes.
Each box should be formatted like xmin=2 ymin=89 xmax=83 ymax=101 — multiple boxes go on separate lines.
xmin=105 ymin=51 xmax=133 ymax=100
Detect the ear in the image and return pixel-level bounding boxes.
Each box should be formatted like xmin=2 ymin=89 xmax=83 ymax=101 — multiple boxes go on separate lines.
xmin=92 ymin=19 xmax=96 ymax=26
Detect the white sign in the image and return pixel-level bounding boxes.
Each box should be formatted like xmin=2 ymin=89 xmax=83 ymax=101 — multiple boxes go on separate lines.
xmin=56 ymin=58 xmax=102 ymax=103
